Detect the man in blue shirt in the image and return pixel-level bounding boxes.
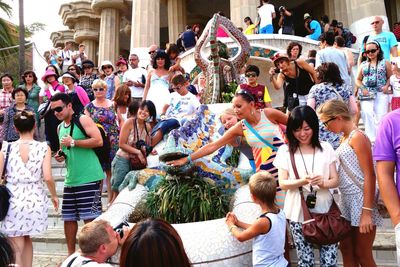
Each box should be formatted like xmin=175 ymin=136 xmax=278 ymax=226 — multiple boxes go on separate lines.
xmin=363 ymin=16 xmax=398 ymax=61
xmin=304 ymin=13 xmax=321 ymax=41
xmin=181 ymin=25 xmax=197 ymax=51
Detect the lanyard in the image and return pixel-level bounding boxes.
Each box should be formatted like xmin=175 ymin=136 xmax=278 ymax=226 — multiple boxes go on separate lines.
xmin=298 ymin=147 xmax=315 ymax=192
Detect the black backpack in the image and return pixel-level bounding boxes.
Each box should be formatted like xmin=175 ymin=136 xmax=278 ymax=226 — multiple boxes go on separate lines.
xmin=70 ymin=114 xmax=110 ymax=165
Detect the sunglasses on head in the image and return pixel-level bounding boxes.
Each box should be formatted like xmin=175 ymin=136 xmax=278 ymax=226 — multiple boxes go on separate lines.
xmin=51 ymin=105 xmax=65 ymax=113
xmin=93 ymin=88 xmax=105 ymax=92
xmin=235 ymin=89 xmax=255 ymax=101
xmin=245 ymin=72 xmax=257 ymax=78
xmin=365 ymin=49 xmax=378 ymax=54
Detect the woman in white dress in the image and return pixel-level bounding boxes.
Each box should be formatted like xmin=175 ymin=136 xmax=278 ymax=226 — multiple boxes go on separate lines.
xmin=0 ymin=110 xmax=58 ymax=267
xmin=143 ymin=51 xmax=172 ymax=116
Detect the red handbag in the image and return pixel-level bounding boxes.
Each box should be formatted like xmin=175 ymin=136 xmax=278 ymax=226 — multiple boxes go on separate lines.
xmin=290 ymin=151 xmax=351 ymax=245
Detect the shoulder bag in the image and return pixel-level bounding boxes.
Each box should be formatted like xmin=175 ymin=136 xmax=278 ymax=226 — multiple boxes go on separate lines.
xmin=290 ymin=151 xmax=351 ymax=245
xmin=0 ymin=143 xmax=12 ymax=221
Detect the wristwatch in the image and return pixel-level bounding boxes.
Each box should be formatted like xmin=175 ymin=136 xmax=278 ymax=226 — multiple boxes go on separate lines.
xmin=70 ymin=139 xmax=75 ymax=147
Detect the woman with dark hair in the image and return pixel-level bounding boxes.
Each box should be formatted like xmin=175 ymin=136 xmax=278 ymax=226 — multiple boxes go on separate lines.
xmin=143 ymin=50 xmax=171 ymax=115
xmin=61 ymin=71 xmax=90 ymax=115
xmin=318 ymin=100 xmax=382 ymax=267
xmin=192 ymin=23 xmax=201 ymax=39
xmin=111 ymin=100 xmax=155 ymax=201
xmin=80 ymin=60 xmax=98 ymax=100
xmin=113 ymin=84 xmax=132 ymax=127
xmin=273 ymin=105 xmax=339 ymax=266
xmin=355 ymin=40 xmax=391 ymax=142
xmin=120 ymin=218 xmax=190 ymax=267
xmin=0 ymin=74 xmax=15 ymax=138
xmin=21 ymin=70 xmax=41 ymax=125
xmin=307 ymin=62 xmax=358 ymax=149
xmin=85 ymin=79 xmax=119 ymax=203
xmin=1 ymin=87 xmax=35 ymax=142
xmin=286 ymin=41 xmax=302 ymax=60
xmin=40 ymin=68 xmax=64 ymax=152
xmin=243 ymin=16 xmax=256 ymax=35
xmin=0 ymin=232 xmax=15 ymax=266
xmin=0 ymin=110 xmax=58 ymax=267
xmin=67 ymin=63 xmax=82 ymax=80
xmin=269 ymin=52 xmax=317 ymax=113
xmin=166 ymin=43 xmax=184 ymax=74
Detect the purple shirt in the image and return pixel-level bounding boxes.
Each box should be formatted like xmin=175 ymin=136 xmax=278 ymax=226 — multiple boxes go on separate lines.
xmin=373 ymin=109 xmax=400 ymax=194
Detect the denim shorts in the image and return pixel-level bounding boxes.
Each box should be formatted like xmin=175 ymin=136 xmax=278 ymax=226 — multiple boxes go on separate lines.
xmin=111 ymin=155 xmax=131 ymax=192
xmin=151 ymin=118 xmax=180 ymax=136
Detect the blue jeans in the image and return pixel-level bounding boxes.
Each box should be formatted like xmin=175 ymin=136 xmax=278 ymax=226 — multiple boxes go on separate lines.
xmin=260 ymin=24 xmax=273 ymax=34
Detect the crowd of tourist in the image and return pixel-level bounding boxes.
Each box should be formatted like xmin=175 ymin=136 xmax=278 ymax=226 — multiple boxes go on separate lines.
xmin=1 ymin=6 xmax=400 ymax=267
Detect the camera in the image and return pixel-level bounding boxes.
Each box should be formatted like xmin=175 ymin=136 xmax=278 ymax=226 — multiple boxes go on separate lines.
xmin=135 ymin=140 xmax=153 ymax=156
xmin=306 ymin=191 xmax=317 ymax=209
xmin=279 ymin=6 xmax=285 ymax=12
xmin=56 ymin=150 xmax=67 ymax=159
xmin=114 ymin=221 xmax=130 ymax=239
xmin=274 ymin=68 xmax=280 ymax=74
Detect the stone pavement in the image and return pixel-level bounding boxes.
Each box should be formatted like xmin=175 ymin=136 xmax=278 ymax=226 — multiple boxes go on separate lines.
xmin=32 ymin=254 xmax=66 ymax=267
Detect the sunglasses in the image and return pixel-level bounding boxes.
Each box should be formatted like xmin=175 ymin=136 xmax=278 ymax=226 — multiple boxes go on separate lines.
xmin=365 ymin=49 xmax=378 ymax=54
xmin=171 ymin=86 xmax=181 ymax=91
xmin=235 ymin=89 xmax=255 ymax=101
xmin=68 ymin=68 xmax=76 ymax=71
xmin=93 ymin=88 xmax=105 ymax=92
xmin=103 ymin=65 xmax=113 ymax=69
xmin=148 ymin=51 xmax=156 ymax=54
xmin=51 ymin=105 xmax=65 ymax=113
xmin=24 ymin=75 xmax=33 ymax=78
xmin=322 ymin=117 xmax=336 ymax=128
xmin=245 ymin=72 xmax=257 ymax=78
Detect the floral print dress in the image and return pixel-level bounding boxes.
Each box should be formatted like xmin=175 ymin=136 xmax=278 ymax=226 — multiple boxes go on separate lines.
xmin=85 ymin=102 xmax=119 ymax=166
xmin=308 ymin=82 xmax=353 ymax=149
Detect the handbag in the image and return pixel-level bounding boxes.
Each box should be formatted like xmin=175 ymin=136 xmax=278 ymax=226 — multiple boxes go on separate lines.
xmin=0 ymin=143 xmax=12 ymax=221
xmin=129 ymin=119 xmax=149 ymax=170
xmin=290 ymin=151 xmax=351 ymax=245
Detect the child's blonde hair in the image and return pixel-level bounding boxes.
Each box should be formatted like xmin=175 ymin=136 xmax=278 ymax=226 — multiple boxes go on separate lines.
xmin=220 ymin=108 xmax=236 ymax=120
xmin=317 ymin=99 xmax=352 ymax=121
xmin=249 ymin=172 xmax=276 ymax=206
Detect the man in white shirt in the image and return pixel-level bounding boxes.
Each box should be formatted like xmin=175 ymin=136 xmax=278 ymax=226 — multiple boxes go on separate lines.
xmin=256 ymin=0 xmax=276 ymax=34
xmin=123 ymin=54 xmax=147 ymax=102
xmin=151 ymin=74 xmax=200 ymax=146
xmin=58 ymin=41 xmax=74 ymax=73
xmin=72 ymin=44 xmax=88 ymax=68
xmin=60 ymin=220 xmax=129 ymax=267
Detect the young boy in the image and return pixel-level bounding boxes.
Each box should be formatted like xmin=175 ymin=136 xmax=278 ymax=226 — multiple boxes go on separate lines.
xmin=237 ymin=65 xmax=272 ymax=109
xmin=226 ymin=172 xmax=288 ymax=267
xmin=151 ymin=73 xmax=200 ymax=146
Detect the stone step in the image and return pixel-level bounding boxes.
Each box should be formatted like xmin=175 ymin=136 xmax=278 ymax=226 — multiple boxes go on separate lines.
xmin=32 ymin=228 xmax=396 ymax=265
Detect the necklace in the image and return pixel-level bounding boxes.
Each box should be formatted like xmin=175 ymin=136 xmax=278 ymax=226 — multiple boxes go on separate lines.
xmin=298 ymin=146 xmax=315 ymax=175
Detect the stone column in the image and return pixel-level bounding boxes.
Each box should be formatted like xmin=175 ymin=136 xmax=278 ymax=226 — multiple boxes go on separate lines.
xmin=323 ymin=0 xmax=349 ymax=27
xmin=167 ymin=0 xmax=186 ymax=43
xmin=130 ymin=0 xmax=160 ymax=49
xmin=347 ymin=0 xmax=388 ymax=39
xmin=230 ymin=0 xmax=259 ymax=30
xmin=81 ymin=39 xmax=98 ymax=63
xmin=92 ymin=0 xmax=125 ymax=65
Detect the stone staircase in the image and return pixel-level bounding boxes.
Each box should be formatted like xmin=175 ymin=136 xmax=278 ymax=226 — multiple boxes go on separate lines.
xmin=31 ymin=159 xmax=397 ymax=267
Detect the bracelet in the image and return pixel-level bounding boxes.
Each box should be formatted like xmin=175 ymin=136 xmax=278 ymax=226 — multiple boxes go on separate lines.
xmin=229 ymin=225 xmax=238 ymax=232
xmin=362 ymin=206 xmax=374 ymax=211
xmin=187 ymin=155 xmax=192 ymax=163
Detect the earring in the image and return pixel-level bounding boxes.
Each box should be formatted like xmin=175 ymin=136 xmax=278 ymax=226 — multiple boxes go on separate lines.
xmin=251 ymin=110 xmax=254 ymax=116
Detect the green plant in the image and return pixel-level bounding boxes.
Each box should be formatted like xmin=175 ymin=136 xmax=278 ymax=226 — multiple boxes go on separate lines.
xmin=221 ymin=80 xmax=238 ymax=103
xmin=146 ymin=175 xmax=231 ymax=224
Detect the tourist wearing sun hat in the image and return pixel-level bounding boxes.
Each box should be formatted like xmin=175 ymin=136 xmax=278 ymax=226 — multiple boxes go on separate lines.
xmin=100 ymin=60 xmax=116 ymax=100
xmin=115 ymin=57 xmax=129 ymax=89
xmin=304 ymin=13 xmax=322 ymax=41
xmin=61 ymin=71 xmax=90 ymax=115
xmin=80 ymin=59 xmax=98 ymax=101
xmin=269 ymin=51 xmax=317 ymax=113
